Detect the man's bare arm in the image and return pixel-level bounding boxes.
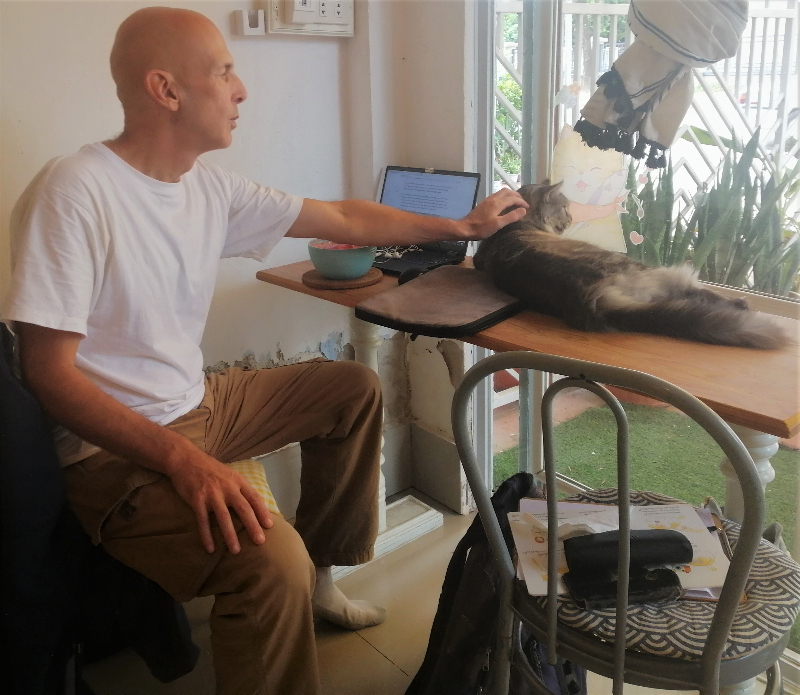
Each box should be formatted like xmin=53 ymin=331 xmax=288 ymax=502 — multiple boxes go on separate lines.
xmin=286 ymin=187 xmax=529 ymax=245
xmin=16 ymin=322 xmax=272 ymax=554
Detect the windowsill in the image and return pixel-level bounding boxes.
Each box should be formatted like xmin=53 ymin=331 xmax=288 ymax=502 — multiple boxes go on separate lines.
xmin=702 ymin=281 xmax=800 ymax=320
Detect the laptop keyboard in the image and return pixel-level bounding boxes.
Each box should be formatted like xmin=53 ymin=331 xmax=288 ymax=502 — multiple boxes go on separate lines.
xmin=373 ymin=248 xmax=465 ymax=274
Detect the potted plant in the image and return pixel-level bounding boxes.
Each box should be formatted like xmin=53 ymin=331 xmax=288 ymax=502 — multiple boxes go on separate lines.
xmin=621 ymin=129 xmax=800 ymax=299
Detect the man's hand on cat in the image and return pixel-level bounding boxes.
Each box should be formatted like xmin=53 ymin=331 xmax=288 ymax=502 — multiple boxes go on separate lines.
xmin=461 ymin=188 xmax=529 ymax=239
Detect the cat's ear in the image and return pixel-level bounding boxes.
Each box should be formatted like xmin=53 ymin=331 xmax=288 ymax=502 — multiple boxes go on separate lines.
xmin=541 ymin=178 xmax=551 ymax=186
xmin=544 ymin=180 xmax=564 ymax=199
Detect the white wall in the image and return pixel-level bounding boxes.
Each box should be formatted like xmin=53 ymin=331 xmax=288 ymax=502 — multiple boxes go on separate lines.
xmin=402 ymin=0 xmax=473 ymax=171
xmin=0 ymin=0 xmax=354 ymax=366
xmin=0 ymin=0 xmax=477 ymax=504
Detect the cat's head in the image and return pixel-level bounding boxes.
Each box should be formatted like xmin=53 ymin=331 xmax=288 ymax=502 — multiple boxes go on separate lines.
xmin=516 ymin=180 xmax=572 ymax=234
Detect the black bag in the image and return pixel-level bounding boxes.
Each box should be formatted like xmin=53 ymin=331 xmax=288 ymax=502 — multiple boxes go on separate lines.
xmin=406 ymin=472 xmax=587 ymax=695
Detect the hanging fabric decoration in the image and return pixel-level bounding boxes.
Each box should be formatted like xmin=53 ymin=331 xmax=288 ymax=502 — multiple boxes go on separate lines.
xmin=574 ymin=0 xmax=748 ymax=168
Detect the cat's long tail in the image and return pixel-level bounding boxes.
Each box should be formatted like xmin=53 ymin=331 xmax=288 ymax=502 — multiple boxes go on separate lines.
xmin=604 ymin=300 xmax=792 ymax=349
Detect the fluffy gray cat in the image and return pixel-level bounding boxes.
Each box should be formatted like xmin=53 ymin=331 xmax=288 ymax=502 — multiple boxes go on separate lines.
xmin=473 ymin=181 xmax=789 ymax=349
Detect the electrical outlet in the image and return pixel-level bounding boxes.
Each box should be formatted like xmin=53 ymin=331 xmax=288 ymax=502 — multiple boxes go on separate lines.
xmin=319 ymin=0 xmax=329 ymax=18
xmin=329 ymin=0 xmax=351 ymax=25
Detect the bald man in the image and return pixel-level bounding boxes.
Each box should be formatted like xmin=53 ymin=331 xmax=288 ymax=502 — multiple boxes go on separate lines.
xmin=2 ymin=7 xmax=528 ymax=695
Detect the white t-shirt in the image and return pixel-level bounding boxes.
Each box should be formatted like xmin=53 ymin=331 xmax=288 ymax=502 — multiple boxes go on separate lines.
xmin=2 ymin=143 xmax=303 ymax=464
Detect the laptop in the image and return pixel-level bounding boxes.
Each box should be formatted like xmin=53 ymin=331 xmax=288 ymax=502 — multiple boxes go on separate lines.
xmin=372 ymin=166 xmax=481 ymax=275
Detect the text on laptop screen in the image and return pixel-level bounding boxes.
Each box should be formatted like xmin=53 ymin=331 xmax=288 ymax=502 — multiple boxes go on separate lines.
xmin=380 ymin=169 xmax=479 ymax=219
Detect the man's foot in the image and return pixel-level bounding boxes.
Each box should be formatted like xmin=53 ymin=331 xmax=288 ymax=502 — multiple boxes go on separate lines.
xmin=312 ymin=566 xmax=387 ymax=630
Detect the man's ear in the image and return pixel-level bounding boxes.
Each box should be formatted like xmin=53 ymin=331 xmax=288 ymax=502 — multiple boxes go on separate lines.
xmin=144 ymin=69 xmax=180 ymax=112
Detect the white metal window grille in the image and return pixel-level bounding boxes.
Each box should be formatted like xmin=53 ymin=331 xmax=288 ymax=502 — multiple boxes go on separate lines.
xmin=493 ymin=1 xmax=799 ymax=298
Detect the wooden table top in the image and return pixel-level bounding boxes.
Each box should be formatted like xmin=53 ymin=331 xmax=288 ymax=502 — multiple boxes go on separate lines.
xmin=257 ymin=260 xmax=800 ymax=438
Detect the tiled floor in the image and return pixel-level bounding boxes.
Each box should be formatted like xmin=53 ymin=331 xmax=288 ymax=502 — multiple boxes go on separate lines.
xmin=81 ymin=493 xmax=472 ymax=695
xmin=79 ymin=488 xmax=706 ymax=695
xmin=77 ymin=488 xmax=778 ymax=695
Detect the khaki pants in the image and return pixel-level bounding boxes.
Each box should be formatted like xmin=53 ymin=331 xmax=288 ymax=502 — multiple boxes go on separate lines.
xmin=63 ymin=361 xmax=383 ymax=695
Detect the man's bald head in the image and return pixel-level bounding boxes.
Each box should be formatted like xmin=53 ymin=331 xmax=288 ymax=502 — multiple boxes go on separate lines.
xmin=110 ymin=7 xmax=225 ymax=110
xmin=108 ymin=7 xmax=247 ymax=160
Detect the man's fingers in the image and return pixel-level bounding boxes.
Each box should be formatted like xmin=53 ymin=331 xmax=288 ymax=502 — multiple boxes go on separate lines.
xmin=175 ymin=459 xmax=280 ymax=554
xmin=501 ymin=206 xmax=528 ymax=225
xmin=241 ymin=485 xmax=274 ymax=531
xmin=211 ymin=498 xmax=241 ymax=554
xmin=195 ymin=505 xmax=216 ymax=554
xmin=475 ymin=190 xmax=528 ymax=220
xmin=491 ymin=188 xmax=529 ymax=209
xmin=231 ymin=490 xmax=271 ymax=546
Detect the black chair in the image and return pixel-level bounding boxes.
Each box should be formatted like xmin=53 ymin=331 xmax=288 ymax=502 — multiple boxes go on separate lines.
xmin=0 ymin=323 xmax=200 ymax=694
xmin=452 ymin=351 xmax=800 ymax=695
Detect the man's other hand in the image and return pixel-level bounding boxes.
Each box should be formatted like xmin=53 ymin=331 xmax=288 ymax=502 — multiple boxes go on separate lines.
xmin=461 ymin=187 xmax=529 ymax=239
xmin=167 ymin=452 xmax=274 ymax=554
xmin=16 ymin=322 xmax=273 ymax=557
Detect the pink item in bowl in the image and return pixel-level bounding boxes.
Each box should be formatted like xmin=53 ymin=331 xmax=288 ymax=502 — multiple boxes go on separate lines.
xmin=309 ymin=241 xmax=366 ymax=251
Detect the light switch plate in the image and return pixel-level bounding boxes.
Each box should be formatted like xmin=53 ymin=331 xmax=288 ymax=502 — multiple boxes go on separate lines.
xmin=268 ymin=0 xmax=354 ymax=37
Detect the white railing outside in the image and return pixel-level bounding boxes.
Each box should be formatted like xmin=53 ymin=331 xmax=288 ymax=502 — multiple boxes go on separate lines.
xmin=494 ymin=0 xmax=799 ymax=218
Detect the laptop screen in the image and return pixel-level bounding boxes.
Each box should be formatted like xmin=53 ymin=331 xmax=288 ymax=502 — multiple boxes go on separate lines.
xmin=379 ymin=166 xmax=481 ymax=220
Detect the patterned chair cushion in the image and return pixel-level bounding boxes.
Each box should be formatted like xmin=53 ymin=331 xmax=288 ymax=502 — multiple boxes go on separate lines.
xmin=536 ymin=488 xmax=800 ymax=661
xmin=228 ymin=459 xmax=282 ymax=517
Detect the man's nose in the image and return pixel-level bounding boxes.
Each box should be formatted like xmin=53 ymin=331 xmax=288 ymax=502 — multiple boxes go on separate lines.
xmin=234 ymin=76 xmax=247 ymax=104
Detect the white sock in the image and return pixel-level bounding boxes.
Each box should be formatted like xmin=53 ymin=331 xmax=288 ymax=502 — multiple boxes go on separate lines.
xmin=312 ymin=566 xmax=387 ymax=630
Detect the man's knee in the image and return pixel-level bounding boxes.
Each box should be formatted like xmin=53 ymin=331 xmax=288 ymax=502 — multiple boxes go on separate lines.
xmin=328 ymin=361 xmax=382 ymax=406
xmin=228 ymin=517 xmax=315 ymax=608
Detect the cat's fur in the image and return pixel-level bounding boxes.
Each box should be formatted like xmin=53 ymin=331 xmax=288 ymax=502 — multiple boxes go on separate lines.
xmin=473 ymin=181 xmax=790 ymax=349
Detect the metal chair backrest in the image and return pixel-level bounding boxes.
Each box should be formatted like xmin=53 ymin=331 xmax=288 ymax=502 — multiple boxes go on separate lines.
xmin=452 ymin=351 xmax=764 ymax=695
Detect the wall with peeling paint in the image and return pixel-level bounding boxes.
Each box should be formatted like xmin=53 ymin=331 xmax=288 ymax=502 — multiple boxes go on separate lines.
xmin=407 ymin=336 xmax=470 ymax=512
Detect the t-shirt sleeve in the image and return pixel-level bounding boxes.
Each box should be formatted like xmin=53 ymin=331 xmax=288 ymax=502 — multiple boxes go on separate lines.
xmin=1 ymin=184 xmax=103 ymax=337
xmin=222 ymin=169 xmax=303 ymax=261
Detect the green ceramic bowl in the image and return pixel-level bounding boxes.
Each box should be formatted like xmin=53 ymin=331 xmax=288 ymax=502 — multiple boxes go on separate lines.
xmin=308 ymin=240 xmax=377 ymax=280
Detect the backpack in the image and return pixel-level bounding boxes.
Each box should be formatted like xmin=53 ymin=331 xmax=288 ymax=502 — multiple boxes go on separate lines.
xmin=406 ymin=472 xmax=587 ymax=695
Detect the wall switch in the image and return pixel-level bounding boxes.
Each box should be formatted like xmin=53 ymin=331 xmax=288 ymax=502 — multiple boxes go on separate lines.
xmin=234 ymin=9 xmax=266 ymax=35
xmin=269 ymin=0 xmax=354 ymax=36
xmin=289 ymin=0 xmax=317 ymax=24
